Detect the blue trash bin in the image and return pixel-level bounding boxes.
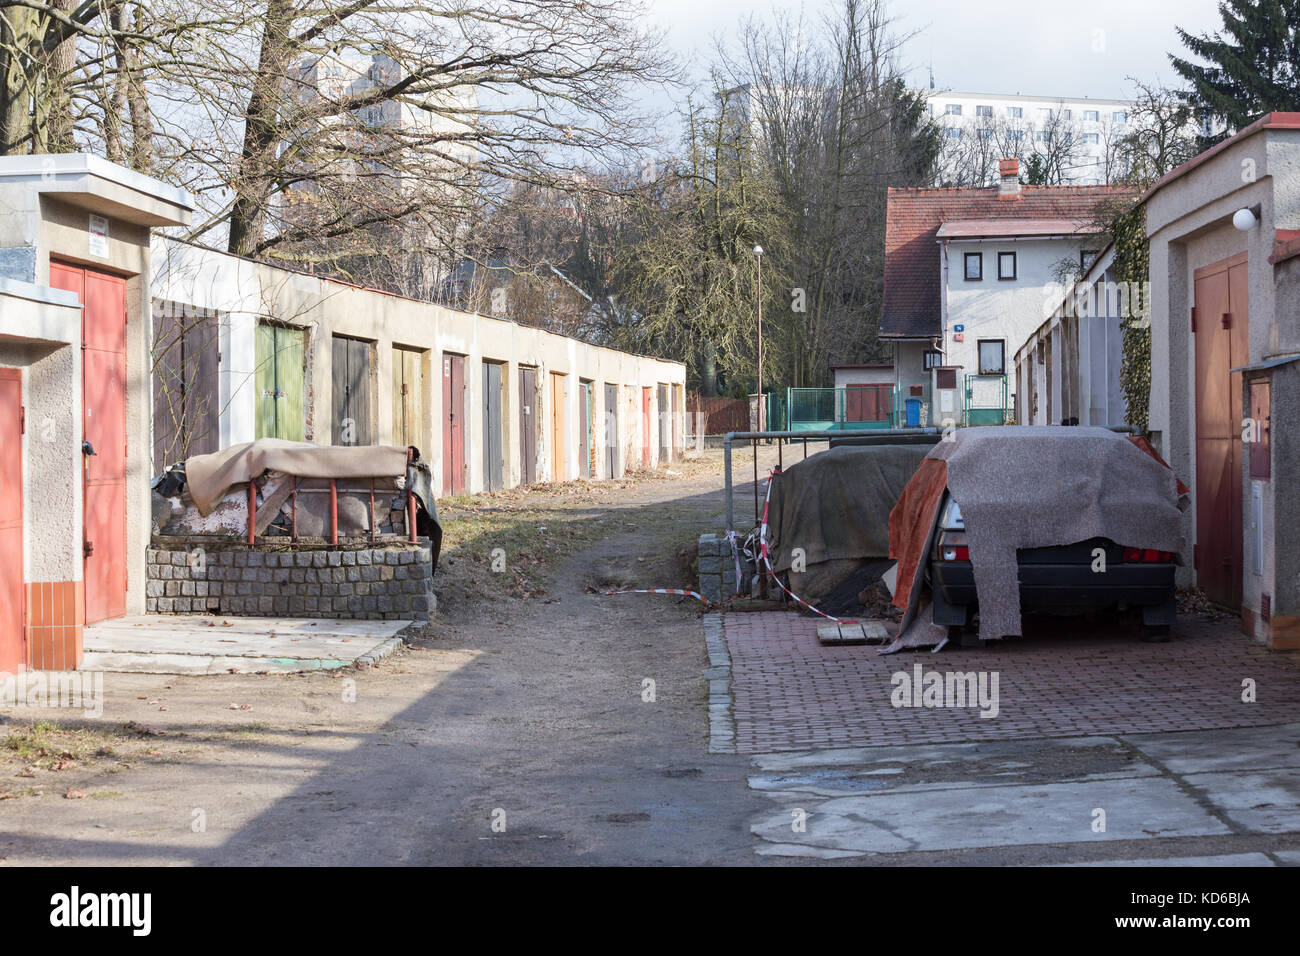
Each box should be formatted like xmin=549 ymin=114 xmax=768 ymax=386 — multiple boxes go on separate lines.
xmin=904 ymin=397 xmax=922 ymax=428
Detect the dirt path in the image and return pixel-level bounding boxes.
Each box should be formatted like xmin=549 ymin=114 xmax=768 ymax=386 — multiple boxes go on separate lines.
xmin=0 ymin=447 xmax=785 ymax=866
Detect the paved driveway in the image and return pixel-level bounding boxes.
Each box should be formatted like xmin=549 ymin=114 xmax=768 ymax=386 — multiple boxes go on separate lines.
xmin=721 ymin=612 xmax=1300 ymax=753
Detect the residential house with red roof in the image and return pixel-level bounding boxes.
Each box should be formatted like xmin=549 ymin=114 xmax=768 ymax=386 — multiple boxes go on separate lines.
xmin=880 ymin=158 xmax=1134 ymax=426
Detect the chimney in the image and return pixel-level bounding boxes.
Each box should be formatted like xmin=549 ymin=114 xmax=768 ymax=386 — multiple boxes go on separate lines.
xmin=998 ymin=158 xmax=1021 ymax=200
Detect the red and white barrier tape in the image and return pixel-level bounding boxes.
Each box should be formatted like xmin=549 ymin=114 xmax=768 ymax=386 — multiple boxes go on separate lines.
xmin=598 ymin=468 xmax=859 ymax=623
xmin=601 ymin=587 xmax=711 ymax=605
xmin=757 ymin=467 xmax=860 ymax=626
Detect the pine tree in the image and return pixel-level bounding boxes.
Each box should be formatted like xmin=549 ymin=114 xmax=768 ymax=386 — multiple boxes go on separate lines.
xmin=1171 ymin=0 xmax=1300 ymax=140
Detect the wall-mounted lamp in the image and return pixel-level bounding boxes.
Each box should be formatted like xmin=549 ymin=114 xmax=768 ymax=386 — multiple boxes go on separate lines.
xmin=1233 ymin=207 xmax=1258 ymax=231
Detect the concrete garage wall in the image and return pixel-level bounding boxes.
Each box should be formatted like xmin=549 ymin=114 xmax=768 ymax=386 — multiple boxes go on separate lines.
xmin=153 ymin=238 xmax=687 ymax=497
xmin=0 ymin=281 xmax=85 ymax=668
xmin=1145 ymin=116 xmax=1300 ymax=647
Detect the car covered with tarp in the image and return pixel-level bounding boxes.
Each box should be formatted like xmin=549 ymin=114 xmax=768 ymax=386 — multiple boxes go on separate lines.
xmin=886 ymin=426 xmax=1187 ymax=650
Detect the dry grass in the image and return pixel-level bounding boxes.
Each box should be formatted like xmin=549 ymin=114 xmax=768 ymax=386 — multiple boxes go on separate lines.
xmin=431 ymin=455 xmax=726 ymax=618
xmin=0 ymin=719 xmax=170 ymax=799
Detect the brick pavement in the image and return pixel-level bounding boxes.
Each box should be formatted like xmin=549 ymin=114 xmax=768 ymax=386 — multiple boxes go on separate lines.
xmin=721 ymin=611 xmax=1300 ymax=753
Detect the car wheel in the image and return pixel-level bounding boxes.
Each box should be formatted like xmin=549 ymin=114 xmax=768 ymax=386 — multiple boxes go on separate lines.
xmin=1140 ymin=623 xmax=1171 ymax=643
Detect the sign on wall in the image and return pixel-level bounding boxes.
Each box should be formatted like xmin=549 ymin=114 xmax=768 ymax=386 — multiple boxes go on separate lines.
xmin=89 ymin=214 xmax=109 ymax=258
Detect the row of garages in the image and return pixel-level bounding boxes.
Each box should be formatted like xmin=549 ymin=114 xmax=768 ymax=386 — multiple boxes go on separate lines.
xmin=0 ymin=153 xmax=685 ymax=673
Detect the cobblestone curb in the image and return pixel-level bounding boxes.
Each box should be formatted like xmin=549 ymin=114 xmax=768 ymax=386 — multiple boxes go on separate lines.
xmin=352 ymin=635 xmax=406 ymax=670
xmin=703 ymin=612 xmax=735 ymax=753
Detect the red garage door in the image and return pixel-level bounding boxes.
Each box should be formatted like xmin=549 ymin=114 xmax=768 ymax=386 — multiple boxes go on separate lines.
xmin=50 ymin=262 xmax=128 ymax=625
xmin=0 ymin=368 xmax=23 ymax=672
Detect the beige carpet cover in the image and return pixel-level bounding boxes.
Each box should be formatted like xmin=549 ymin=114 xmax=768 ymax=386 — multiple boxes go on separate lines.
xmin=185 ymin=439 xmax=410 ymax=516
xmin=928 ymin=426 xmax=1185 ymax=640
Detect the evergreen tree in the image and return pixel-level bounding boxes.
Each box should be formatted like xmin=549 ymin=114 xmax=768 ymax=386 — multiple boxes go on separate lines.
xmin=1171 ymin=0 xmax=1300 ymax=141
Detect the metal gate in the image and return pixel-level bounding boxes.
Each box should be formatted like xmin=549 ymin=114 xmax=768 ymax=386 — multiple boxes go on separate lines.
xmin=963 ymin=374 xmax=1008 ymax=426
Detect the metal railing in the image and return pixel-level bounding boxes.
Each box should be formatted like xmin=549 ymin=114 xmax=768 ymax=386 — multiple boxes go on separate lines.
xmin=723 ymin=428 xmax=942 ymax=533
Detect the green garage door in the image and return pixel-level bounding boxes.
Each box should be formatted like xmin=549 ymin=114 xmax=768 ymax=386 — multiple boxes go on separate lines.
xmin=255 ymin=322 xmax=306 ymax=441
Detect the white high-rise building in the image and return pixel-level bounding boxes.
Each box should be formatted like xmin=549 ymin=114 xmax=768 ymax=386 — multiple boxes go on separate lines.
xmin=926 ymin=90 xmax=1137 ymax=186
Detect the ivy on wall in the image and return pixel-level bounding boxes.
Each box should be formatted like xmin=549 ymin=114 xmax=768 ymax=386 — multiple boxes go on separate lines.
xmin=1111 ymin=203 xmax=1151 ymax=434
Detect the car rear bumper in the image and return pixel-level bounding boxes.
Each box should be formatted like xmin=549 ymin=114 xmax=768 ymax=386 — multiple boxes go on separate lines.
xmin=933 ymin=561 xmax=1176 ymax=612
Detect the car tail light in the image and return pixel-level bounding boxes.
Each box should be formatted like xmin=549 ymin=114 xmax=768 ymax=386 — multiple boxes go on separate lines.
xmin=940 ymin=545 xmax=970 ymax=562
xmin=1122 ymin=547 xmax=1173 ymax=563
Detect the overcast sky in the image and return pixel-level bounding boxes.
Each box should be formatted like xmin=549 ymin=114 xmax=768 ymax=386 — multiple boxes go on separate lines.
xmin=645 ymin=0 xmax=1227 ymax=105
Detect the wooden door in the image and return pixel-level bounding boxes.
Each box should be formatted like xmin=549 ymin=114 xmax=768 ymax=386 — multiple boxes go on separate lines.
xmin=152 ymin=305 xmax=220 ymax=470
xmin=256 ymin=323 xmax=306 ymax=441
xmin=331 ymin=335 xmax=372 ymax=445
xmin=640 ymin=387 xmax=651 ymax=468
xmin=519 ymin=367 xmax=537 ymax=484
xmin=52 ymin=262 xmax=128 ymax=625
xmin=392 ymin=346 xmax=425 ymax=450
xmin=603 ymin=383 xmax=618 ymax=478
xmin=442 ymin=352 xmax=466 ymax=495
xmin=1193 ymin=253 xmax=1248 ymax=609
xmin=482 ymin=362 xmax=504 ymax=491
xmin=0 ymin=369 xmax=23 ymax=672
xmin=549 ymin=372 xmax=566 ymax=482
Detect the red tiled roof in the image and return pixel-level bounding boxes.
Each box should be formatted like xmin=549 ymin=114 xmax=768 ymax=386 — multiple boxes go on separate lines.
xmin=881 ymin=183 xmax=1136 ymax=339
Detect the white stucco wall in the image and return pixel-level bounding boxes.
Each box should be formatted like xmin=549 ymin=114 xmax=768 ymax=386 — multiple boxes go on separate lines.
xmin=151 ymin=238 xmax=687 ymax=497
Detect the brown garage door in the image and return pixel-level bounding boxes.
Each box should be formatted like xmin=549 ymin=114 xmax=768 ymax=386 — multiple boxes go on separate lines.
xmin=1193 ymin=252 xmax=1249 ymax=609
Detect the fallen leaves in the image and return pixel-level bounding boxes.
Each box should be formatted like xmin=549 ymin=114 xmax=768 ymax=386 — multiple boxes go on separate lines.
xmin=64 ymin=788 xmax=86 ymax=800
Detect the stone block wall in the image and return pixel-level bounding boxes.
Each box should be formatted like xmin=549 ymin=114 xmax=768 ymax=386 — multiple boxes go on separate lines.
xmin=697 ymin=533 xmax=737 ymax=604
xmin=145 ymin=539 xmax=435 ymax=620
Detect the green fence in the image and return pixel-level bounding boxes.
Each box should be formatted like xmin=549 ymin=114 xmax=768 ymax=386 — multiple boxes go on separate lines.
xmin=786 ymin=386 xmax=899 ymax=431
xmin=963 ymin=374 xmax=1009 ymax=426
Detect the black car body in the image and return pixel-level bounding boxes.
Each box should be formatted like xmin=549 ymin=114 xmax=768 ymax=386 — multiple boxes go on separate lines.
xmin=928 ymin=493 xmax=1177 ymax=638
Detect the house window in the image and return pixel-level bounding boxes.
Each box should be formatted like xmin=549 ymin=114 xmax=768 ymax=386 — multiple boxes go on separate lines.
xmin=1036 ymin=130 xmax=1052 ymax=143
xmin=964 ymin=252 xmax=983 ymax=280
xmin=977 ymin=127 xmax=993 ymax=141
xmin=1112 ymin=110 xmax=1128 ymax=123
xmin=945 ymin=104 xmax=962 ymax=116
xmin=923 ymin=349 xmax=943 ymax=371
xmin=978 ymin=339 xmax=1006 ymax=375
xmin=1008 ymin=107 xmax=1023 ymax=118
xmin=1082 ymin=132 xmax=1099 ymax=144
xmin=976 ymin=105 xmax=993 ymax=117
xmin=944 ymin=128 xmax=962 ymax=140
xmin=1061 ymin=109 xmax=1073 ymax=121
xmin=1007 ymin=129 xmax=1023 ymax=142
xmin=1038 ymin=108 xmax=1053 ymax=120
xmin=998 ymin=251 xmax=1017 ymax=280
xmin=1081 ymin=249 xmax=1099 ymax=272
xmin=1083 ymin=109 xmax=1099 ymax=122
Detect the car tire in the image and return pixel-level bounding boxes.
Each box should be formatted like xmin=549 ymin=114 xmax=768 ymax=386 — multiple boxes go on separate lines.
xmin=1140 ymin=624 xmax=1171 ymax=643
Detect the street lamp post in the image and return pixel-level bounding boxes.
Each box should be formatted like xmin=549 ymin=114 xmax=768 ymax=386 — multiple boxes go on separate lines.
xmin=753 ymin=244 xmax=763 ymax=432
